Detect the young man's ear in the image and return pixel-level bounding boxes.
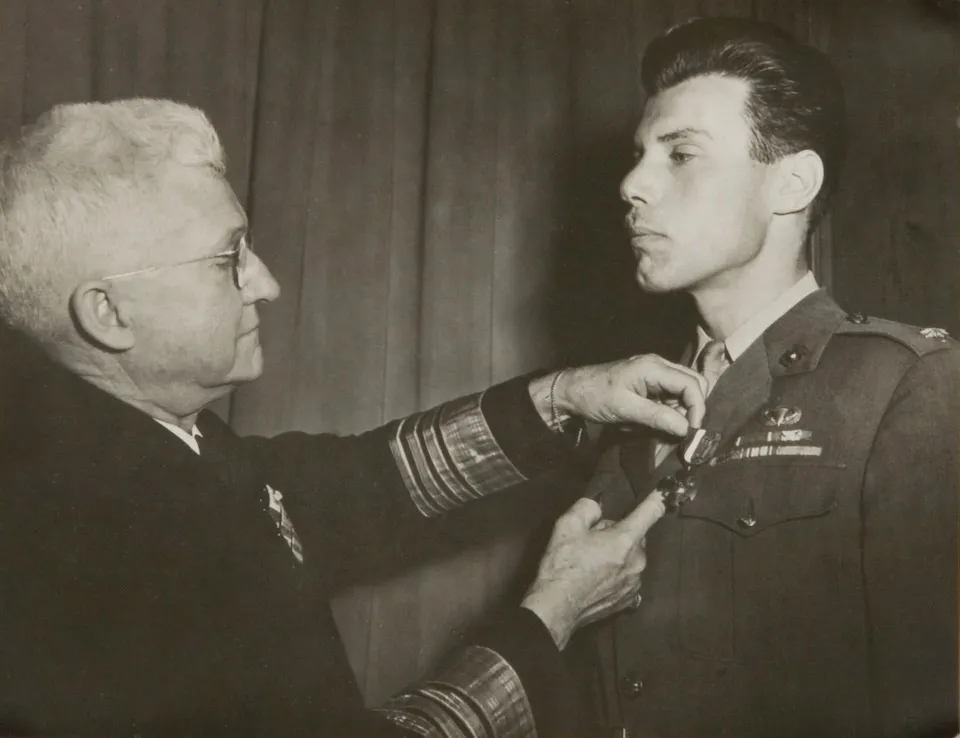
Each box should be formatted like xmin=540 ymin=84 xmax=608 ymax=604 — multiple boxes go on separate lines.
xmin=771 ymin=149 xmax=825 ymax=216
xmin=69 ymin=281 xmax=135 ymax=351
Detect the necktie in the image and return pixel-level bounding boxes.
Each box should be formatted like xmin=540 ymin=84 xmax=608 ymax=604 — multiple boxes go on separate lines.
xmin=654 ymin=339 xmax=730 ymax=467
xmin=697 ymin=339 xmax=731 ymax=396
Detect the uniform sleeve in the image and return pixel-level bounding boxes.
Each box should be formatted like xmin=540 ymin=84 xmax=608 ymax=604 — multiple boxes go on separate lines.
xmin=861 ymin=348 xmax=960 ymax=737
xmin=387 ymin=373 xmax=582 ymax=517
xmin=240 ymin=374 xmax=583 ymax=591
xmin=584 ymin=433 xmax=639 ymax=521
xmin=374 ymin=608 xmax=581 ymax=738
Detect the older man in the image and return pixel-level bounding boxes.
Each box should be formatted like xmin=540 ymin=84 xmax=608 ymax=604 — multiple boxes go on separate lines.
xmin=0 ymin=99 xmax=706 ymax=737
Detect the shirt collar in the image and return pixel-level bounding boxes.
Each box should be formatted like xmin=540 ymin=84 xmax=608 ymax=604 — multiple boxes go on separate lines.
xmin=695 ymin=271 xmax=819 ymax=364
xmin=153 ymin=418 xmax=203 ymax=455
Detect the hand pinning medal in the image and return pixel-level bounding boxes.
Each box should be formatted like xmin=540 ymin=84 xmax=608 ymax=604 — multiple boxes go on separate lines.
xmin=657 ymin=426 xmax=721 ymax=512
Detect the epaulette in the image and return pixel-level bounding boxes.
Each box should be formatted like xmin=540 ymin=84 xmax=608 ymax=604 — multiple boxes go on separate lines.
xmin=834 ymin=311 xmax=958 ymax=357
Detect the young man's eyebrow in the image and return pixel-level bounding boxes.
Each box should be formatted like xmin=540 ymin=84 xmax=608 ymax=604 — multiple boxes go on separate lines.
xmin=657 ymin=127 xmax=713 ymax=143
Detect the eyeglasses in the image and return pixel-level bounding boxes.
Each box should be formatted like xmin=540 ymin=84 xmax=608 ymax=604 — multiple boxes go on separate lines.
xmin=101 ymin=233 xmax=251 ymax=290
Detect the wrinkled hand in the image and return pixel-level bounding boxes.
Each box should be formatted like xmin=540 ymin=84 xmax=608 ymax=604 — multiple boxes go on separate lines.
xmin=520 ymin=492 xmax=666 ymax=650
xmin=530 ymin=355 xmax=708 ymax=437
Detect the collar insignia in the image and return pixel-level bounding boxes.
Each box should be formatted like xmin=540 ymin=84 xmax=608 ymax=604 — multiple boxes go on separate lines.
xmin=921 ymin=327 xmax=950 ymax=343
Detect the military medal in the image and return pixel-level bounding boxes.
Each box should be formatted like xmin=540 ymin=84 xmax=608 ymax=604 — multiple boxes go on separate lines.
xmin=657 ymin=426 xmax=721 ymax=511
xmin=657 ymin=470 xmax=698 ymax=511
xmin=265 ymin=484 xmax=304 ymax=563
xmin=682 ymin=427 xmax=721 ymax=465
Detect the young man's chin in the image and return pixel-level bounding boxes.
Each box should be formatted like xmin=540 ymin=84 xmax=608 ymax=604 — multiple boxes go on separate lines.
xmin=634 ymin=268 xmax=682 ymax=295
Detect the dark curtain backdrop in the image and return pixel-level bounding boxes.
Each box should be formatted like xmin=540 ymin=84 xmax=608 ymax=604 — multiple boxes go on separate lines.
xmin=2 ymin=0 xmax=957 ymax=706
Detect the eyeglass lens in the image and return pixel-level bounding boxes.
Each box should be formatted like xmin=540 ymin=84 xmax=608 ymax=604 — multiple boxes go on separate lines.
xmin=235 ymin=235 xmax=250 ymax=289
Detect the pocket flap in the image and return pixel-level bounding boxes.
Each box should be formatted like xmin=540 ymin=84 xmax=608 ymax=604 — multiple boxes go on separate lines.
xmin=677 ymin=463 xmax=842 ymax=537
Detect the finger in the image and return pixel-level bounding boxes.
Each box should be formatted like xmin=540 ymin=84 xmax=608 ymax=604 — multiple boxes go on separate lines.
xmin=615 ymin=490 xmax=667 ymax=539
xmin=665 ymin=380 xmax=707 ymax=428
xmin=687 ymin=410 xmax=705 ymax=429
xmin=683 ymin=379 xmax=707 ymax=428
xmin=618 ymin=396 xmax=691 ymax=437
xmin=641 ymin=359 xmax=707 ymax=403
xmin=582 ymin=582 xmax=644 ymax=625
xmin=559 ymin=497 xmax=602 ymax=533
xmin=626 ymin=581 xmax=643 ymax=609
xmin=631 ymin=364 xmax=706 ymax=432
xmin=649 ymin=355 xmax=703 ymax=384
xmin=662 ymin=380 xmax=706 ymax=431
xmin=660 ymin=397 xmax=688 ymax=420
xmin=592 ymin=518 xmax=616 ymax=531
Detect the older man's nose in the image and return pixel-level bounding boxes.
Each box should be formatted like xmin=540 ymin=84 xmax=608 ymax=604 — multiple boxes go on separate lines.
xmin=244 ymin=252 xmax=281 ymax=303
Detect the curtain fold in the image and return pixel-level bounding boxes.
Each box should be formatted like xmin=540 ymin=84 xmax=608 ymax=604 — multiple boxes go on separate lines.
xmin=229 ymin=0 xmax=438 ymax=697
xmin=0 ymin=0 xmax=261 ymax=206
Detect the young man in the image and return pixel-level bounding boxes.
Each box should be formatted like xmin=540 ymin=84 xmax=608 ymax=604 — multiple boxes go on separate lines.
xmin=581 ymin=17 xmax=959 ymax=738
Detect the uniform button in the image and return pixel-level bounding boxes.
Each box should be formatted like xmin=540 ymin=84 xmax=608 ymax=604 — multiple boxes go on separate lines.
xmin=778 ymin=344 xmax=807 ymax=368
xmin=738 ymin=514 xmax=758 ymax=529
xmin=620 ymin=671 xmax=644 ymax=699
xmin=846 ymin=312 xmax=868 ymax=324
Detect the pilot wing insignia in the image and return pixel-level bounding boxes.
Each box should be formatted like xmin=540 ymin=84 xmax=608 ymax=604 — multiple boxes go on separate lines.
xmin=759 ymin=405 xmax=802 ymax=428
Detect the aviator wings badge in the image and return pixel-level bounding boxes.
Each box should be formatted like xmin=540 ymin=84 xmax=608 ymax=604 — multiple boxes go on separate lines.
xmin=759 ymin=406 xmax=802 ymax=428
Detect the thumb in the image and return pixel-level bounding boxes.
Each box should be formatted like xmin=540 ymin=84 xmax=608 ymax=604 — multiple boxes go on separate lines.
xmin=614 ymin=490 xmax=667 ymax=540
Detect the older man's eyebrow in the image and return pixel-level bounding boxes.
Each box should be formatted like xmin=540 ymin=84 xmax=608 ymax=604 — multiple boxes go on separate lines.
xmin=217 ymin=225 xmax=247 ymax=252
xmin=657 ymin=127 xmax=713 ymax=143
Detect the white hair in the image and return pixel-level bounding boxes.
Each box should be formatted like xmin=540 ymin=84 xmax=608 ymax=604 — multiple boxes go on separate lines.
xmin=0 ymin=98 xmax=226 ymax=344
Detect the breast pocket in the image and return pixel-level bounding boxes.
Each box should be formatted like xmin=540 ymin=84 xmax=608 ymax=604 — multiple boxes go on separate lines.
xmin=679 ymin=458 xmax=844 ymax=536
xmin=673 ymin=461 xmax=854 ymax=662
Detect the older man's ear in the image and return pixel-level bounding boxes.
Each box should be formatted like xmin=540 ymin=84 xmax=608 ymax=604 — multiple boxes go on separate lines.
xmin=69 ymin=280 xmax=135 ymax=351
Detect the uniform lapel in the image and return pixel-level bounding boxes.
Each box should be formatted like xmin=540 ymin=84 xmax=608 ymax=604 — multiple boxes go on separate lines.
xmin=761 ymin=289 xmax=849 ymax=380
xmin=195 ymin=410 xmax=262 ymax=495
xmin=619 ymin=289 xmax=849 ymax=499
xmin=627 ymin=342 xmax=771 ymax=497
xmin=618 ymin=431 xmax=657 ymax=499
xmin=702 ymin=339 xmax=772 ymax=450
xmin=618 ymin=339 xmax=701 ymax=498
xmin=702 ymin=289 xmax=849 ymax=455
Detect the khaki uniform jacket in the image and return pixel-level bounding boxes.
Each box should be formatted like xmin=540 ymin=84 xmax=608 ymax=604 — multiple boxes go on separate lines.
xmin=582 ymin=290 xmax=959 ymax=738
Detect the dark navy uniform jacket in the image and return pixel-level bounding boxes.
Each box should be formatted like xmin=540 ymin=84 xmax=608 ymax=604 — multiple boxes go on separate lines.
xmin=0 ymin=329 xmax=583 ymax=737
xmin=582 ymin=290 xmax=959 ymax=738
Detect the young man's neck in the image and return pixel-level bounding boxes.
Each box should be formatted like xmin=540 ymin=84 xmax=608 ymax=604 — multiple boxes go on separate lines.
xmin=692 ymin=261 xmax=808 ymax=341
